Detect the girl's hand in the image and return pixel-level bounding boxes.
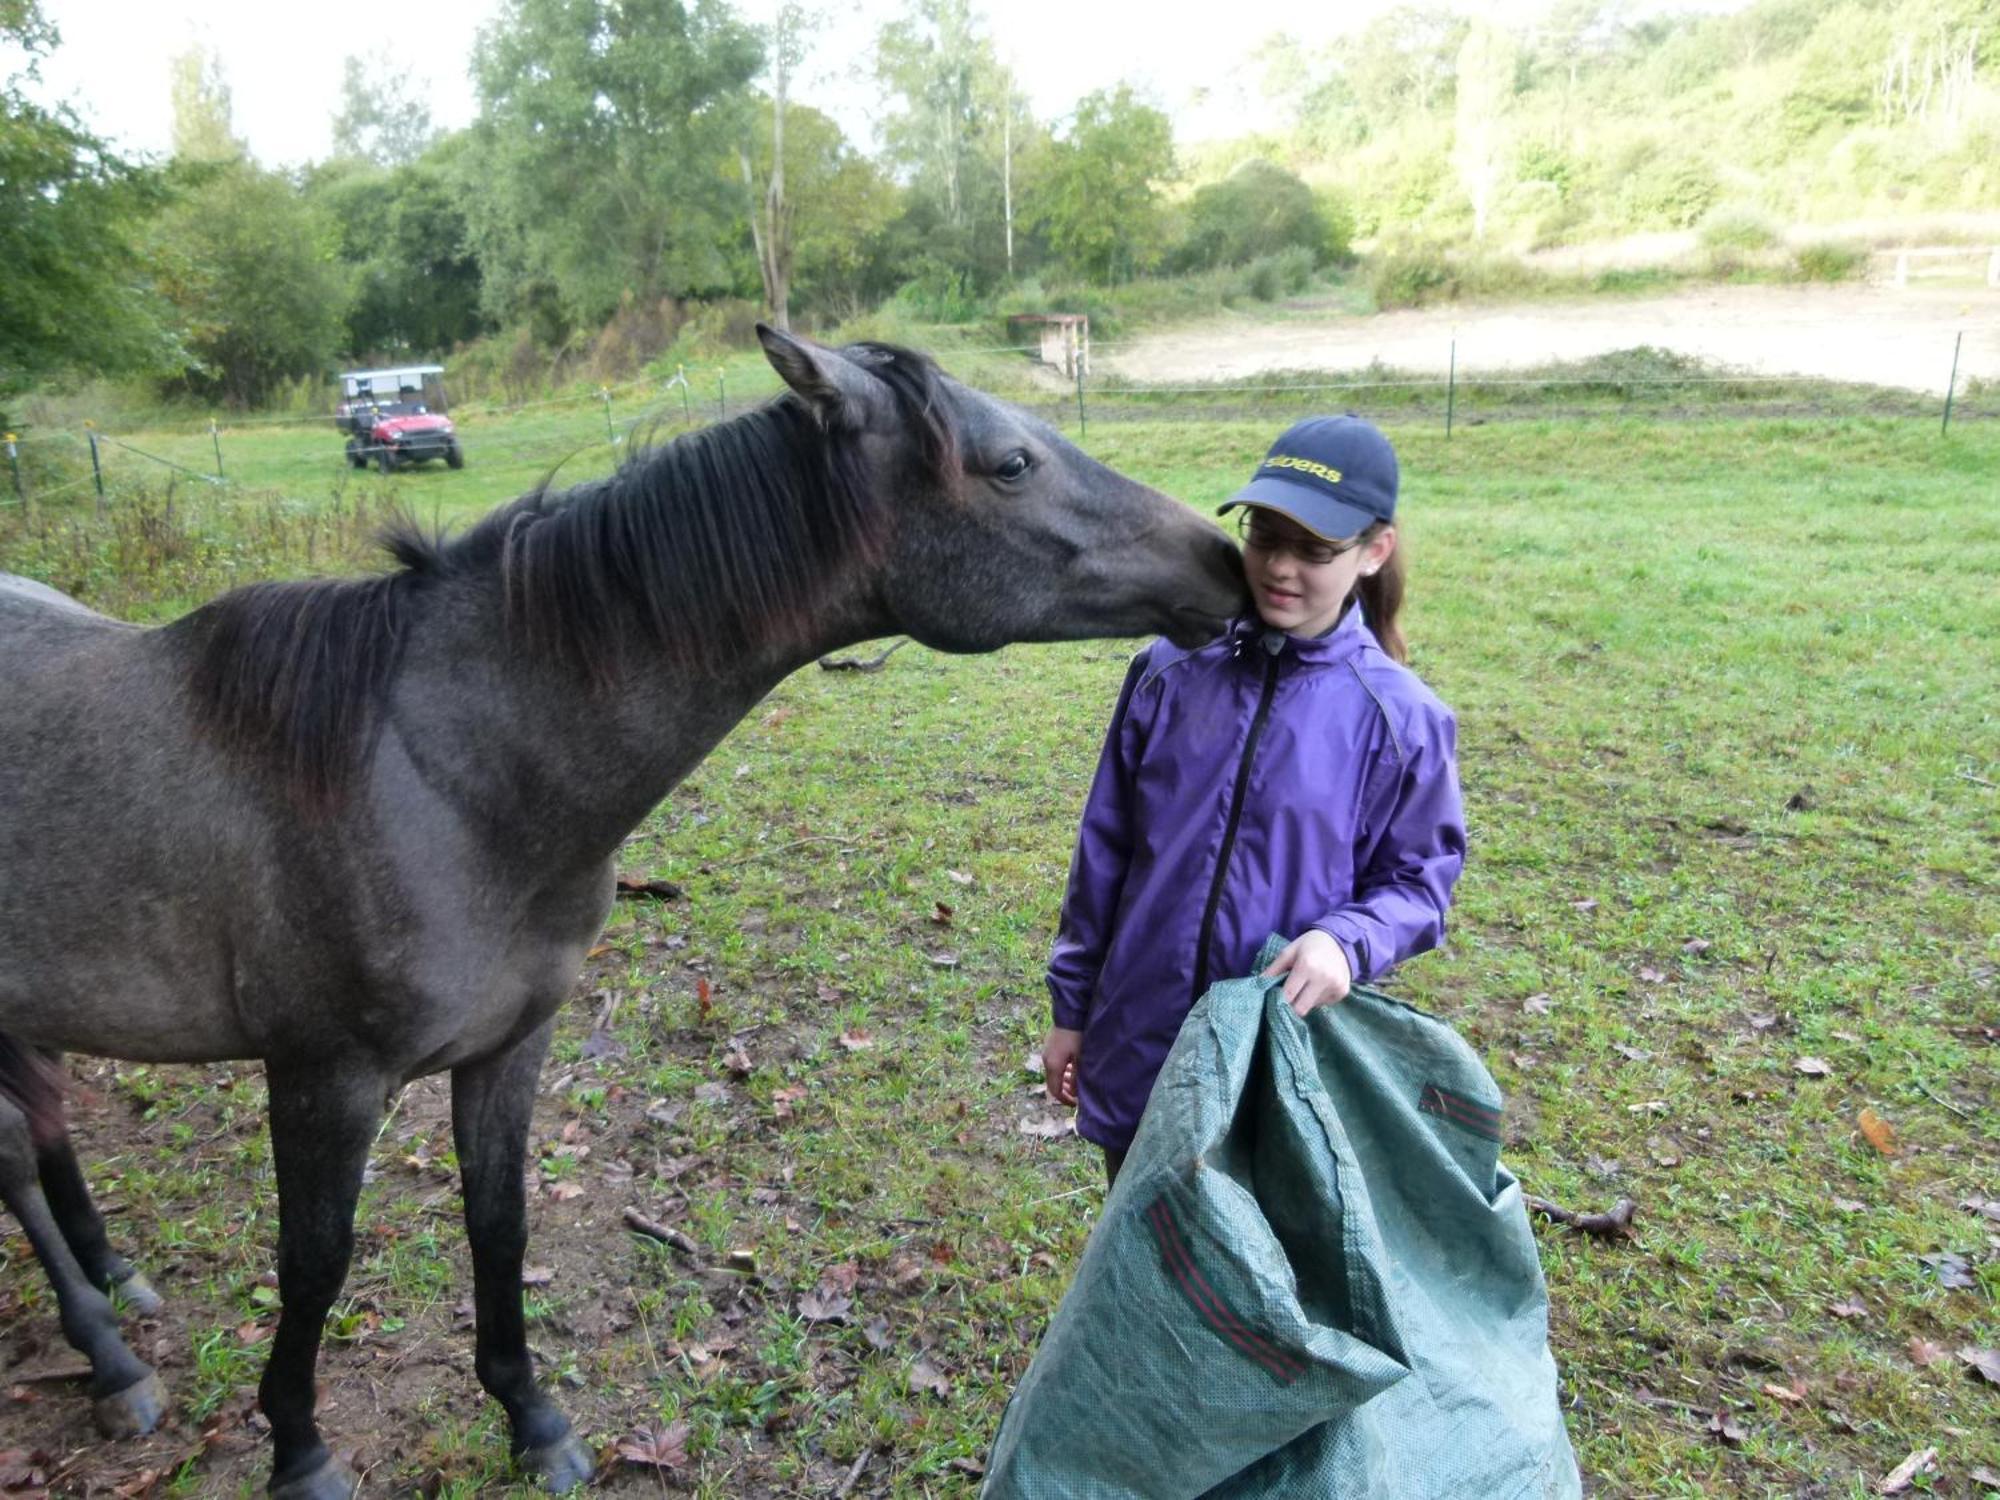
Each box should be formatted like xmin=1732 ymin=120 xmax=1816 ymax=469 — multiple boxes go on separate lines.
xmin=1263 ymin=930 xmax=1353 ymax=1017
xmin=1042 ymin=1026 xmax=1083 ymax=1107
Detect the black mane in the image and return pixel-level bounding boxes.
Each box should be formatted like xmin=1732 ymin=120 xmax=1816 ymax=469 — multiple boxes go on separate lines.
xmin=183 ymin=342 xmax=960 ymax=808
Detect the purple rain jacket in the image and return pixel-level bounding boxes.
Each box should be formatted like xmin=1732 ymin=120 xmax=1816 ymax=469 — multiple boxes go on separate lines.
xmin=1046 ymin=605 xmax=1467 ymax=1151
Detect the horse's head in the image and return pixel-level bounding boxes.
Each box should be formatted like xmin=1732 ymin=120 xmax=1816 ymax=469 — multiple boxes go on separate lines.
xmin=758 ymin=327 xmax=1247 ymax=653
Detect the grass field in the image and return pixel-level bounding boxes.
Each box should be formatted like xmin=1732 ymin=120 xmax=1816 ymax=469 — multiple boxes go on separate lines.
xmin=0 ymin=411 xmax=1995 ymax=1497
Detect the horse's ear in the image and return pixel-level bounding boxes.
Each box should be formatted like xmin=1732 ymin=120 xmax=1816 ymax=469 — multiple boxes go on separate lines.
xmin=757 ymin=324 xmax=885 ymax=429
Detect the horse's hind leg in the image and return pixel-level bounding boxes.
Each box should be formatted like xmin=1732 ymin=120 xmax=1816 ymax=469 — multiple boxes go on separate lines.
xmin=452 ymin=1020 xmax=590 ymax=1493
xmin=0 ymin=1093 xmax=166 ymax=1437
xmin=39 ymin=1117 xmax=163 ymax=1315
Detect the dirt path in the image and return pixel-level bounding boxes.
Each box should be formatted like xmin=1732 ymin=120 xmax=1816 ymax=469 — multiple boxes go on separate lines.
xmin=1107 ymin=282 xmax=2000 ymax=394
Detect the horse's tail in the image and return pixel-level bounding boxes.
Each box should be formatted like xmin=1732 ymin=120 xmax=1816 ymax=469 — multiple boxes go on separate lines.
xmin=0 ymin=1035 xmax=67 ymax=1148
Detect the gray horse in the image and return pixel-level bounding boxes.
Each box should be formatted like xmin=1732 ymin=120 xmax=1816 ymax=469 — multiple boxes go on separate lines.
xmin=0 ymin=330 xmax=1244 ymax=1497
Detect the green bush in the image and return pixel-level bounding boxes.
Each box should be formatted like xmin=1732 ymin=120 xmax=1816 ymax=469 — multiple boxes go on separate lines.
xmin=1173 ymin=159 xmax=1339 ymax=271
xmin=1698 ymin=205 xmax=1782 ymax=251
xmin=1792 ymin=240 xmax=1867 ymax=282
xmin=1240 ymin=246 xmax=1319 ymax=302
xmin=1370 ymin=247 xmax=1457 ymax=309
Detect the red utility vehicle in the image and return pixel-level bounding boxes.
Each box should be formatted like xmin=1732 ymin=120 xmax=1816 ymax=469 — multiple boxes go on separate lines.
xmin=335 ymin=365 xmax=464 ymax=472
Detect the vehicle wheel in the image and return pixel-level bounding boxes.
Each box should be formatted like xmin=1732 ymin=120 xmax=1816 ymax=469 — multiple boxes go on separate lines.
xmin=345 ymin=440 xmax=367 ymax=470
xmin=376 ymin=444 xmax=395 ymax=474
xmin=445 ymin=441 xmax=464 ymax=470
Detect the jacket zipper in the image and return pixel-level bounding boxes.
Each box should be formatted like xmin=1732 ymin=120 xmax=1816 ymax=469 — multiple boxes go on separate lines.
xmin=1190 ymin=635 xmax=1283 ymax=1007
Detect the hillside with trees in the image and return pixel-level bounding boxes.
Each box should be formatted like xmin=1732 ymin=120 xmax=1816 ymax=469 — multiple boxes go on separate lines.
xmin=2 ymin=0 xmax=1995 ymax=413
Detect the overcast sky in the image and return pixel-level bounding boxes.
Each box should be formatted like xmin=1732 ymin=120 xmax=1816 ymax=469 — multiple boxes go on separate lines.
xmin=22 ymin=0 xmax=1740 ymax=170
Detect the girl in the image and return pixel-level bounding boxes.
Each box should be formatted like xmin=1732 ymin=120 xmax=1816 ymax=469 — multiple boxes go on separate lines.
xmin=1041 ymin=415 xmax=1466 ymax=1184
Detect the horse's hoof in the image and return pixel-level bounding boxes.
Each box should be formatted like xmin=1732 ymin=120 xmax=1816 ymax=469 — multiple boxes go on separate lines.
xmin=269 ymin=1456 xmax=361 ymax=1500
xmin=93 ymin=1369 xmax=167 ymax=1438
xmin=111 ymin=1270 xmax=163 ymax=1317
xmin=522 ymin=1431 xmax=595 ymax=1492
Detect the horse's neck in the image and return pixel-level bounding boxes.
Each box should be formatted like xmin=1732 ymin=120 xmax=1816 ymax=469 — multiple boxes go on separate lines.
xmin=387 ymin=578 xmax=882 ymax=870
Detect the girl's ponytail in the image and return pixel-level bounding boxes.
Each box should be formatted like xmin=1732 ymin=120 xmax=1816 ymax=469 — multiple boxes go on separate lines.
xmin=1356 ymin=522 xmax=1407 ymax=663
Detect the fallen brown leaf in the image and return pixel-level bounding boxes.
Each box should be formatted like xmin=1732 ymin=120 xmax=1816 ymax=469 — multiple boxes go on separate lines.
xmin=931 ymin=901 xmax=954 ymax=926
xmin=1760 ymin=1379 xmax=1805 ymax=1403
xmin=1857 ymin=1108 xmax=1896 ymax=1157
xmin=1959 ymin=1346 xmax=2000 ymax=1385
xmin=1828 ymin=1298 xmax=1867 ymax=1320
xmin=1968 ymin=1464 xmax=2000 ymax=1490
xmin=1919 ymin=1252 xmax=1976 ymax=1290
xmin=1907 ymin=1336 xmax=1949 ymax=1367
xmin=837 ymin=1029 xmax=874 ymax=1052
xmin=798 ymin=1288 xmax=852 ymax=1323
xmin=1018 ymin=1113 xmax=1074 ymax=1139
xmin=771 ymin=1086 xmax=806 ymax=1122
xmin=617 ymin=1420 xmax=690 ymax=1471
xmin=909 ymin=1355 xmax=951 ymax=1397
xmin=1707 ymin=1409 xmax=1746 ymax=1445
xmin=1793 ymin=1056 xmax=1832 ymax=1077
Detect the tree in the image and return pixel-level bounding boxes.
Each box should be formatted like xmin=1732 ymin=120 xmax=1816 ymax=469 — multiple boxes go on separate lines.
xmin=1028 ymin=85 xmax=1173 ymax=284
xmin=465 ymin=0 xmax=763 ymax=331
xmin=331 ymin=53 xmax=439 ymax=167
xmin=169 ymin=46 xmax=242 ymax=163
xmin=1453 ymin=20 xmax=1518 ymax=240
xmin=149 ymin=160 xmax=352 ymax=406
xmin=742 ymin=103 xmax=899 ymax=319
xmin=874 ymin=0 xmax=1025 ymax=292
xmin=1349 ymin=5 xmax=1470 ymax=123
xmin=0 ymin=3 xmax=180 ymax=403
xmin=740 ymin=3 xmax=814 ymax=330
xmin=307 ymin=146 xmax=485 ymax=358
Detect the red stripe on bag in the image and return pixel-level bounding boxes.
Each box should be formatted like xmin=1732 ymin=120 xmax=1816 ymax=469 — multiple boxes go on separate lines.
xmin=1417 ymin=1082 xmax=1502 ymax=1142
xmin=1146 ymin=1199 xmax=1302 ymax=1384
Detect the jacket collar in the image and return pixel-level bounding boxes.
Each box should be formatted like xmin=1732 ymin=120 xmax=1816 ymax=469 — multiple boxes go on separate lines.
xmin=1220 ymin=599 xmax=1376 ymax=668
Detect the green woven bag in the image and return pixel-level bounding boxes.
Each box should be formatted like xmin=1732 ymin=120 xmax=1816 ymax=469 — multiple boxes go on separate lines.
xmin=983 ymin=938 xmax=1581 ymax=1499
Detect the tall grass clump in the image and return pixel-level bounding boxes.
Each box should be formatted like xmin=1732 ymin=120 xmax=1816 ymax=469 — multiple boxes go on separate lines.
xmin=1792 ymin=240 xmax=1868 ymax=282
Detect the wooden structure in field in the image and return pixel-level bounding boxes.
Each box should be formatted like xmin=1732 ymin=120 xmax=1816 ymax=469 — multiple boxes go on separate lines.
xmin=1007 ymin=313 xmax=1091 ymax=379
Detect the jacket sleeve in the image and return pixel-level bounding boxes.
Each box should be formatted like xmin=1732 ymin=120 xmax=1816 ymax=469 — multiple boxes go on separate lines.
xmin=1045 ymin=649 xmax=1151 ymax=1030
xmin=1311 ymin=704 xmax=1465 ymax=984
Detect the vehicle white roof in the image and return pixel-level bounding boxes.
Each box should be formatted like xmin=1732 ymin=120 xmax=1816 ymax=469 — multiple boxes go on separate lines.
xmin=338 ymin=365 xmax=445 ymax=381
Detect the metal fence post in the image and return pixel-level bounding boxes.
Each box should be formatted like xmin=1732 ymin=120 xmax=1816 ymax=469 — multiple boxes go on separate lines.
xmin=1074 ymin=361 xmax=1087 ymax=439
xmin=5 ymin=433 xmax=19 ymax=500
xmin=717 ymin=370 xmax=727 ymax=422
xmin=210 ymin=418 xmax=224 ymax=480
xmin=678 ymin=364 xmax=691 ymax=424
xmin=1941 ymin=330 xmax=1963 ymax=436
xmin=1446 ymin=338 xmax=1458 ymax=437
xmin=85 ymin=422 xmax=104 ymax=509
xmin=601 ymin=387 xmax=615 ymax=446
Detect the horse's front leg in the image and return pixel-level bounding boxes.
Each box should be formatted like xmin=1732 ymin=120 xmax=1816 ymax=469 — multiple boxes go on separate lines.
xmin=259 ymin=1061 xmax=386 ymax=1500
xmin=452 ymin=1019 xmax=592 ymax=1493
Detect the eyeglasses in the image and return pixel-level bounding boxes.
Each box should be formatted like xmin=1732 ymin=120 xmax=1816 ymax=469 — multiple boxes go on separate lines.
xmin=1236 ymin=511 xmax=1364 ymax=567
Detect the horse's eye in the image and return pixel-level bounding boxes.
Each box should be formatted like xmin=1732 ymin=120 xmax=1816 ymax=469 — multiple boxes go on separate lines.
xmin=994 ymin=451 xmax=1033 ymax=482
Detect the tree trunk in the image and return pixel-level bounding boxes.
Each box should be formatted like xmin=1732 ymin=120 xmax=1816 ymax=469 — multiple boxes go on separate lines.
xmin=1003 ymin=104 xmax=1014 ymax=281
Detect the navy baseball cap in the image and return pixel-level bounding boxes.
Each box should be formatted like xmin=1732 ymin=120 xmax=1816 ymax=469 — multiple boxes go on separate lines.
xmin=1217 ymin=415 xmax=1399 ymax=540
